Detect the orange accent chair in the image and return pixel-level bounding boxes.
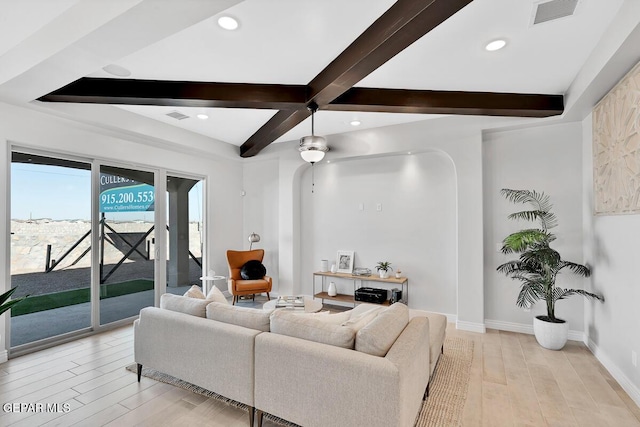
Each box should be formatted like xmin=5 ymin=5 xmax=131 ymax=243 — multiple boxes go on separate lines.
xmin=226 ymin=249 xmax=272 ymax=305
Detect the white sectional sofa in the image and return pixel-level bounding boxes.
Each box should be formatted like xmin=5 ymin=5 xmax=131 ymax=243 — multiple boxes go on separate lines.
xmin=134 ymin=294 xmax=447 ymax=427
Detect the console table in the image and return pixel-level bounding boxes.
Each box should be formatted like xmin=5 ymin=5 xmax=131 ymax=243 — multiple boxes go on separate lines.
xmin=313 ymin=271 xmax=408 ymax=306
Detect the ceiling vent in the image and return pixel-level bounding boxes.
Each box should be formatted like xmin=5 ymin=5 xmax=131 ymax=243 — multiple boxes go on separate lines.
xmin=166 ymin=111 xmax=189 ymax=120
xmin=532 ymin=0 xmax=579 ymax=25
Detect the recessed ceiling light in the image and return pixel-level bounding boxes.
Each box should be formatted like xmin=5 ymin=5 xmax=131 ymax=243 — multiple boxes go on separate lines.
xmin=196 ymin=113 xmax=209 ymax=120
xmin=350 ymin=120 xmax=361 ymax=126
xmin=408 ymin=151 xmax=412 ymax=155
xmin=485 ymin=39 xmax=507 ymax=51
xmin=102 ymin=64 xmax=131 ymax=77
xmin=327 ymin=160 xmax=331 ymax=163
xmin=218 ymin=15 xmax=239 ymax=30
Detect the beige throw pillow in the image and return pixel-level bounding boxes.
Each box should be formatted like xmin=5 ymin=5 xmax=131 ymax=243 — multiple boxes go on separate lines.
xmin=205 ymin=285 xmax=229 ymax=304
xmin=160 ymin=293 xmax=209 ymax=318
xmin=355 ymin=303 xmax=409 ymax=357
xmin=183 ymin=285 xmax=206 ymax=299
xmin=206 ymin=302 xmax=271 ymax=332
xmin=270 ymin=310 xmax=356 ymax=349
xmin=341 ymin=307 xmax=382 ymax=332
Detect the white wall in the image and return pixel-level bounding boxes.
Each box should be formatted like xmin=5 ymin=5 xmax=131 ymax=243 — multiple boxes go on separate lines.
xmin=0 ymin=102 xmax=244 ymax=358
xmin=242 ymin=159 xmax=280 ymax=294
xmin=582 ymin=113 xmax=640 ymax=405
xmin=251 ymin=116 xmax=487 ymax=330
xmin=298 ymin=152 xmax=457 ymax=315
xmin=483 ymin=122 xmax=587 ymax=334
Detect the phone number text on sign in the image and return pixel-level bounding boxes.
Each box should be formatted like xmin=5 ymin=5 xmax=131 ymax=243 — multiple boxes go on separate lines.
xmin=100 ymin=184 xmax=154 ymax=212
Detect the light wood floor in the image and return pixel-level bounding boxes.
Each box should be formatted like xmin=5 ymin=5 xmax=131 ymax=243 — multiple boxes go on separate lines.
xmin=1 ymin=323 xmax=639 ymax=426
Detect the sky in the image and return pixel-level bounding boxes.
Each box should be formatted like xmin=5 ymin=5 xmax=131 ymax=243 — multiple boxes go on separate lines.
xmin=11 ymin=163 xmax=203 ymax=222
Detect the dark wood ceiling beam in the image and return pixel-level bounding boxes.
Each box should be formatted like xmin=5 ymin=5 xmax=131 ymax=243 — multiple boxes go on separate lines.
xmin=327 ymin=87 xmax=564 ymax=117
xmin=38 ymin=78 xmax=308 ymax=110
xmin=308 ymin=0 xmax=473 ymax=106
xmin=240 ymin=109 xmax=311 ymax=157
xmin=239 ymin=0 xmax=473 ymax=157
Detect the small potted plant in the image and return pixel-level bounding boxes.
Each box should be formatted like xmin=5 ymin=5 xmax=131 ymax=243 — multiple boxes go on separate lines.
xmin=375 ymin=261 xmax=393 ymax=279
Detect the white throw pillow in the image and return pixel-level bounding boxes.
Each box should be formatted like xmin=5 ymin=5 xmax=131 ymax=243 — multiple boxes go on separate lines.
xmin=183 ymin=285 xmax=205 ymax=299
xmin=205 ymin=285 xmax=229 ymax=304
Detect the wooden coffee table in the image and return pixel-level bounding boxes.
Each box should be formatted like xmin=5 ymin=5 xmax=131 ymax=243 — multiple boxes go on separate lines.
xmin=262 ymin=295 xmax=323 ymax=313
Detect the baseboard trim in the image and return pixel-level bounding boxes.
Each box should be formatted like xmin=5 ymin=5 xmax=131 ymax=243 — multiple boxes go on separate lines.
xmin=484 ymin=319 xmax=585 ymax=341
xmin=456 ymin=320 xmax=486 ymax=333
xmin=588 ymin=338 xmax=640 ymax=408
xmin=0 ymin=349 xmax=7 ymax=364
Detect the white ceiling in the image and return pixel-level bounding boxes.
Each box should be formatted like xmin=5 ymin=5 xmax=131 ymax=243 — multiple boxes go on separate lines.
xmin=0 ymin=0 xmax=633 ymax=151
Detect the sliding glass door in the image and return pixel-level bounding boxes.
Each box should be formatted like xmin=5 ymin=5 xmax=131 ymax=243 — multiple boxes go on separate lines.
xmin=9 ymin=150 xmax=205 ymax=350
xmin=98 ymin=165 xmax=156 ymax=325
xmin=165 ymin=175 xmax=203 ymax=295
xmin=10 ymin=152 xmax=92 ymax=346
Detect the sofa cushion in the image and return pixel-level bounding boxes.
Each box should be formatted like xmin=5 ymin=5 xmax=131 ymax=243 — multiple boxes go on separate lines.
xmin=183 ymin=285 xmax=206 ymax=299
xmin=205 ymin=285 xmax=229 ymax=304
xmin=341 ymin=306 xmax=382 ymax=332
xmin=355 ymin=303 xmax=409 ymax=357
xmin=424 ymin=312 xmax=447 ymax=374
xmin=240 ymin=260 xmax=266 ymax=280
xmin=270 ymin=310 xmax=356 ymax=348
xmin=160 ymin=293 xmax=209 ymax=318
xmin=206 ymin=302 xmax=272 ymax=332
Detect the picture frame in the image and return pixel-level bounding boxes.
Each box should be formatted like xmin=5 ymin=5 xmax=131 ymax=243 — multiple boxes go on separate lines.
xmin=336 ymin=250 xmax=355 ymax=274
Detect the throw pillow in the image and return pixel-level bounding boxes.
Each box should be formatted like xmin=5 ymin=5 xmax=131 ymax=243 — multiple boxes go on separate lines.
xmin=160 ymin=293 xmax=209 ymax=317
xmin=205 ymin=285 xmax=229 ymax=304
xmin=240 ymin=260 xmax=266 ymax=280
xmin=355 ymin=302 xmax=409 ymax=357
xmin=270 ymin=310 xmax=356 ymax=349
xmin=341 ymin=307 xmax=382 ymax=332
xmin=206 ymin=302 xmax=271 ymax=332
xmin=183 ymin=285 xmax=205 ymax=299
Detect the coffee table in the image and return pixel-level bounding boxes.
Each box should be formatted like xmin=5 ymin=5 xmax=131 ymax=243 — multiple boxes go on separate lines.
xmin=263 ymin=295 xmax=323 ymax=313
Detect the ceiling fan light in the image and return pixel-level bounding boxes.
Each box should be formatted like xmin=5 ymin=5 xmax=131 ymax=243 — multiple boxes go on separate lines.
xmin=300 ymin=148 xmax=326 ymax=163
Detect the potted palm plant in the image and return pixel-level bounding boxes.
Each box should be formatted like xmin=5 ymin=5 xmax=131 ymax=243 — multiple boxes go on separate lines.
xmin=375 ymin=261 xmax=393 ymax=279
xmin=497 ymin=189 xmax=603 ymax=350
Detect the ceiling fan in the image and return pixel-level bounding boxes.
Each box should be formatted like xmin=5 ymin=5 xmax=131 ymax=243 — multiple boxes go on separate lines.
xmin=38 ymin=0 xmax=563 ymax=158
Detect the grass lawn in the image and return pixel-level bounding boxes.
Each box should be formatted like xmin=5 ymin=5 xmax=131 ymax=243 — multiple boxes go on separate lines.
xmin=11 ymin=279 xmax=154 ymax=316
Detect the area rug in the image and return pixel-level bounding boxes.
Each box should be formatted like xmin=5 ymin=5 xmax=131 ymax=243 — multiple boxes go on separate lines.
xmin=418 ymin=336 xmax=474 ymax=427
xmin=126 ymin=336 xmax=473 ymax=427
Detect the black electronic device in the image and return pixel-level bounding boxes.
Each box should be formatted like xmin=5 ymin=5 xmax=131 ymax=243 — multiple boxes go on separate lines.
xmin=354 ymin=287 xmax=388 ymax=304
xmin=390 ymin=288 xmax=403 ymax=304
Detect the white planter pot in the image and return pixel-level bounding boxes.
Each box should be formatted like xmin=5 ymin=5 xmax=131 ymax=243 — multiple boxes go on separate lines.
xmin=533 ymin=316 xmax=569 ymax=350
xmin=379 ymin=271 xmax=389 ymax=279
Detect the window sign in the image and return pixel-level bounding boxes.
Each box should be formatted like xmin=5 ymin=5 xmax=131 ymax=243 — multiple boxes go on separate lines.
xmin=99 ymin=173 xmax=154 ymax=212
